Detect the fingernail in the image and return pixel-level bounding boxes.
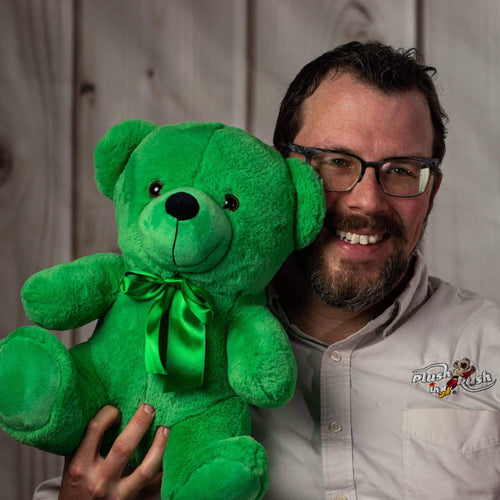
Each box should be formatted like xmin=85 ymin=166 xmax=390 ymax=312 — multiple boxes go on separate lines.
xmin=143 ymin=404 xmax=155 ymax=415
xmin=163 ymin=426 xmax=170 ymax=438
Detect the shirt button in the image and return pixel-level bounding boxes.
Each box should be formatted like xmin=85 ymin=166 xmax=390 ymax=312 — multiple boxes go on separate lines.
xmin=328 ymin=421 xmax=343 ymax=434
xmin=329 ymin=350 xmax=342 ymax=362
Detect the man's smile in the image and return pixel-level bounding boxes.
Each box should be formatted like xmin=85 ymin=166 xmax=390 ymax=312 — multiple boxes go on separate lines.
xmin=335 ymin=230 xmax=385 ymax=245
xmin=323 ymin=212 xmax=405 ymax=252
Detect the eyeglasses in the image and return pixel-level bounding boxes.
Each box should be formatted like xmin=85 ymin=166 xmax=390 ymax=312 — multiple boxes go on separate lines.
xmin=288 ymin=143 xmax=441 ymax=198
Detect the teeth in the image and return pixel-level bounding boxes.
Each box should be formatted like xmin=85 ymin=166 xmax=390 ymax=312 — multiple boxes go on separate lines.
xmin=336 ymin=230 xmax=383 ymax=245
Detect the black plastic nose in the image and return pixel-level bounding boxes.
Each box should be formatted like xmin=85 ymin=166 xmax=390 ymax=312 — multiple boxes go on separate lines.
xmin=165 ymin=192 xmax=200 ymax=221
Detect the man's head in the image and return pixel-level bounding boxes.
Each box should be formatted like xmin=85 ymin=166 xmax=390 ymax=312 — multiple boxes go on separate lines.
xmin=274 ymin=41 xmax=448 ymax=162
xmin=274 ymin=41 xmax=448 ymax=310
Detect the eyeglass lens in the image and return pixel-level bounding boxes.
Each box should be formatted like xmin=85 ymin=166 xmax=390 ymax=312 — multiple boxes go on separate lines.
xmin=309 ymin=152 xmax=431 ymax=197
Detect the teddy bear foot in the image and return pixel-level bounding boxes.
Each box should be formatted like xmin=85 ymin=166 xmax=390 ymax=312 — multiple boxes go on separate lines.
xmin=0 ymin=326 xmax=66 ymax=434
xmin=167 ymin=436 xmax=269 ymax=500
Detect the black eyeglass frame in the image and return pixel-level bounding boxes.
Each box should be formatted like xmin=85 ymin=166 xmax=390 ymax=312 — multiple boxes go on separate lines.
xmin=288 ymin=143 xmax=441 ymax=198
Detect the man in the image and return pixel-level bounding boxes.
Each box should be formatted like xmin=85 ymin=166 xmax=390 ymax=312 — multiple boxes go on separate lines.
xmin=35 ymin=42 xmax=499 ymax=499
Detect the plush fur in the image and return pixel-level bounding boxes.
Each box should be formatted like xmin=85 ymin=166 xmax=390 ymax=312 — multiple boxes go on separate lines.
xmin=0 ymin=120 xmax=325 ymax=499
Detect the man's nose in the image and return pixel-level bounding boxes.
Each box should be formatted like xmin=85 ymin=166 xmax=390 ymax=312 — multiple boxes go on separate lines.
xmin=345 ymin=167 xmax=390 ymax=213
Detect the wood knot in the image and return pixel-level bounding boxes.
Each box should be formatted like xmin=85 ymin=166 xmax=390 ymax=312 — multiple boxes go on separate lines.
xmin=80 ymin=82 xmax=96 ymax=96
xmin=0 ymin=141 xmax=13 ymax=186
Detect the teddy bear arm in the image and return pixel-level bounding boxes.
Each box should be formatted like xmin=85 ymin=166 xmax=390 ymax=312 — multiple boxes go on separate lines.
xmin=227 ymin=303 xmax=297 ymax=409
xmin=21 ymin=253 xmax=125 ymax=330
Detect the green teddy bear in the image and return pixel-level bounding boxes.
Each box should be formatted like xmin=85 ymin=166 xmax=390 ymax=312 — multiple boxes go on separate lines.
xmin=0 ymin=120 xmax=324 ymax=499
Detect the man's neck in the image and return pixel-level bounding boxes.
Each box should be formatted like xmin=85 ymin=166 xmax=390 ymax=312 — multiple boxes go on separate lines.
xmin=274 ymin=257 xmax=405 ymax=345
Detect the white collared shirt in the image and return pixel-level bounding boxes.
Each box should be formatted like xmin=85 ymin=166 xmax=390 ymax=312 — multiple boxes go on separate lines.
xmin=252 ymin=253 xmax=500 ymax=499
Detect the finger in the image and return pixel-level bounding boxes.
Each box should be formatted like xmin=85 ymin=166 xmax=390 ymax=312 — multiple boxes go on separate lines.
xmin=101 ymin=404 xmax=156 ymax=477
xmin=121 ymin=426 xmax=169 ymax=495
xmin=74 ymin=405 xmax=121 ymax=466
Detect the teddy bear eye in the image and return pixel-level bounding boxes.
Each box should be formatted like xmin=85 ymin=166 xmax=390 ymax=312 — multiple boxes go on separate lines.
xmin=148 ymin=181 xmax=164 ymax=198
xmin=223 ymin=194 xmax=239 ymax=211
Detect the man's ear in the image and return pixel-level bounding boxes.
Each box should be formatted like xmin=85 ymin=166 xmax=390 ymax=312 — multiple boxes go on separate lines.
xmin=94 ymin=119 xmax=158 ymax=199
xmin=286 ymin=157 xmax=326 ymax=249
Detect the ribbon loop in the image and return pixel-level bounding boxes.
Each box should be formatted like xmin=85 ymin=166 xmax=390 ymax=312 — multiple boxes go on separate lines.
xmin=121 ymin=272 xmax=213 ymax=392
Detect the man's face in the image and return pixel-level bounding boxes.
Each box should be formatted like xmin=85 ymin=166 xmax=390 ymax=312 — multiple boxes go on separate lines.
xmin=291 ymin=72 xmax=440 ymax=309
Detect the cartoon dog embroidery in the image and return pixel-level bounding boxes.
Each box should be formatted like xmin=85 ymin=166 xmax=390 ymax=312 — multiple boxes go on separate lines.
xmin=438 ymin=358 xmax=476 ymax=398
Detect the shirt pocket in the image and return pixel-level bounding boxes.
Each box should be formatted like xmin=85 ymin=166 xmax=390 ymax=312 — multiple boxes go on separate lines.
xmin=402 ymin=408 xmax=500 ymax=499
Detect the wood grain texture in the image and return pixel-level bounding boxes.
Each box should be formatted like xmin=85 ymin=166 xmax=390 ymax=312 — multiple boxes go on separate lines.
xmin=0 ymin=0 xmax=72 ymax=497
xmin=422 ymin=0 xmax=500 ymax=300
xmin=251 ymin=0 xmax=417 ymax=143
xmin=0 ymin=0 xmax=74 ymax=334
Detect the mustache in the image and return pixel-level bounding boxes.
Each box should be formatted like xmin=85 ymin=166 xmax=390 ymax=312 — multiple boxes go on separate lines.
xmin=323 ymin=212 xmax=405 ymax=239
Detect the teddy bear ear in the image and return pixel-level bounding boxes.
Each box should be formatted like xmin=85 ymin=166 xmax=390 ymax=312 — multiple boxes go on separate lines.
xmin=94 ymin=119 xmax=158 ymax=199
xmin=286 ymin=157 xmax=326 ymax=249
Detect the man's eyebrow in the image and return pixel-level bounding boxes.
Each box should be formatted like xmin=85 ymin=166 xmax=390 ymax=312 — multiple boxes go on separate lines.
xmin=314 ymin=144 xmax=359 ymax=155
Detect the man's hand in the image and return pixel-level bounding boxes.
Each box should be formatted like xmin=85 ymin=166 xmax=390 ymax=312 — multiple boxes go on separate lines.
xmin=59 ymin=404 xmax=169 ymax=500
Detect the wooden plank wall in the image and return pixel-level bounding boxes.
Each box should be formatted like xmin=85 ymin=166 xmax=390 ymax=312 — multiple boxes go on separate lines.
xmin=422 ymin=0 xmax=500 ymax=299
xmin=0 ymin=1 xmax=73 ymax=497
xmin=0 ymin=0 xmax=498 ymax=497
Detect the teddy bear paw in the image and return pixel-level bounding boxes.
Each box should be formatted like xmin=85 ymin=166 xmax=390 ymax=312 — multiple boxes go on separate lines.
xmin=167 ymin=436 xmax=268 ymax=500
xmin=0 ymin=326 xmax=63 ymax=432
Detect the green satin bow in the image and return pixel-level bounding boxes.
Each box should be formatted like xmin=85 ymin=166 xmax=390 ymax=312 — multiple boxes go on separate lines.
xmin=121 ymin=271 xmax=214 ymax=392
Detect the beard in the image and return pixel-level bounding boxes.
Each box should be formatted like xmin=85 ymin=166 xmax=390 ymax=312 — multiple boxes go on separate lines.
xmin=296 ymin=212 xmax=418 ymax=310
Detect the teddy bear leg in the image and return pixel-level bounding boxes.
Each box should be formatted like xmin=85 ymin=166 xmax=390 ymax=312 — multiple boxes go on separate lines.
xmin=0 ymin=326 xmax=106 ymax=454
xmin=161 ymin=397 xmax=269 ymax=500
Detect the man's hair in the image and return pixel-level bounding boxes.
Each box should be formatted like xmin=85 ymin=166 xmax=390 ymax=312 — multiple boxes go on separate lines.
xmin=273 ymin=41 xmax=448 ymax=161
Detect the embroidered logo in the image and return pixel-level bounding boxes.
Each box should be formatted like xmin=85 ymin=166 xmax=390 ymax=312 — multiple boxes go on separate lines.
xmin=411 ymin=358 xmax=496 ymax=398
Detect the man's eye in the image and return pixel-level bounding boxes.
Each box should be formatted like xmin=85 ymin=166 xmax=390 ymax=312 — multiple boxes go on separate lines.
xmin=316 ymin=155 xmax=353 ymax=168
xmin=223 ymin=194 xmax=239 ymax=211
xmin=329 ymin=159 xmax=350 ymax=167
xmin=388 ymin=167 xmax=414 ymax=177
xmin=148 ymin=181 xmax=164 ymax=198
xmin=385 ymin=160 xmax=422 ymax=179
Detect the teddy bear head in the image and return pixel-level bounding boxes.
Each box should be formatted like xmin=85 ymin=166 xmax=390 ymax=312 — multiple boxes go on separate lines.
xmin=452 ymin=358 xmax=473 ymax=377
xmin=94 ymin=120 xmax=325 ymax=297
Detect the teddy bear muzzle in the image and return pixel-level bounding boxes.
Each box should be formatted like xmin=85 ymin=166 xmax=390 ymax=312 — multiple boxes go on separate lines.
xmin=140 ymin=187 xmax=232 ymax=272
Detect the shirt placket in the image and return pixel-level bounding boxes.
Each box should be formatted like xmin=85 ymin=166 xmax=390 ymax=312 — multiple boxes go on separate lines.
xmin=321 ymin=344 xmax=356 ymax=500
